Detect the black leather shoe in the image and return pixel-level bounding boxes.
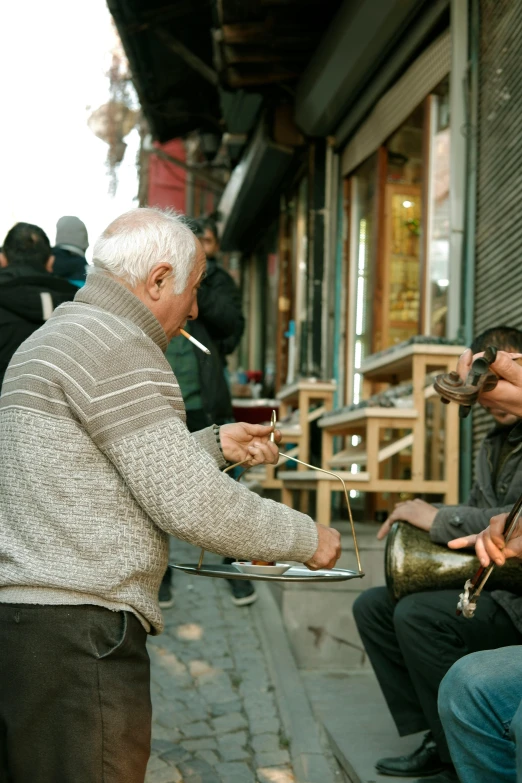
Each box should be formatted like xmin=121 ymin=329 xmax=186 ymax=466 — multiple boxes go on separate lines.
xmin=414 ymin=770 xmax=459 ymax=783
xmin=376 ymin=732 xmax=445 ymax=777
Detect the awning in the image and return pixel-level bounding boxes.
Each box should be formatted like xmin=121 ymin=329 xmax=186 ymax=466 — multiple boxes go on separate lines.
xmin=218 ymin=118 xmax=294 ymax=252
xmin=107 ymin=0 xmax=221 ymax=142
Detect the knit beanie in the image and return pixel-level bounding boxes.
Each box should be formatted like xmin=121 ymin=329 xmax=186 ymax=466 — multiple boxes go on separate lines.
xmin=55 ymin=216 xmax=89 ymax=252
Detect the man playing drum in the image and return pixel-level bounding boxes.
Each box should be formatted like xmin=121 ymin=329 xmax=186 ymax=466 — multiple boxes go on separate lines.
xmin=353 ymin=326 xmax=522 ymax=783
xmin=439 ymin=347 xmax=522 ymax=783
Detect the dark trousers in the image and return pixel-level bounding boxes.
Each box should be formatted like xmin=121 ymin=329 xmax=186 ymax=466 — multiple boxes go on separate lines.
xmin=0 ymin=604 xmax=151 ymax=783
xmin=353 ymin=586 xmax=522 ymax=764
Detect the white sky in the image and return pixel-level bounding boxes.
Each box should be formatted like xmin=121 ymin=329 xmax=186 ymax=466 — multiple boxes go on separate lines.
xmin=0 ymin=0 xmax=139 ymax=260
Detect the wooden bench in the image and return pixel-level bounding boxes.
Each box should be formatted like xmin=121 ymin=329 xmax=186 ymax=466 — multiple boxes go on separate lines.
xmin=279 ymin=344 xmax=466 ymax=525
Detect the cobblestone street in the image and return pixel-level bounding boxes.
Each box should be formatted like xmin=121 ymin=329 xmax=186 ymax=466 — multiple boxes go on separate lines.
xmin=146 ymin=540 xmax=298 ymax=783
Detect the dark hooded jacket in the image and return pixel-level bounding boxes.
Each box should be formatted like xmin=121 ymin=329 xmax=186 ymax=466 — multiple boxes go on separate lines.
xmin=0 ymin=265 xmax=77 ymax=390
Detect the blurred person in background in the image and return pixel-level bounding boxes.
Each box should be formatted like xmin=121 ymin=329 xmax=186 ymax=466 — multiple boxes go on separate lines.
xmin=51 ymin=215 xmax=88 ymax=287
xmin=162 ymin=217 xmax=254 ymax=608
xmin=0 ymin=222 xmax=77 ymax=389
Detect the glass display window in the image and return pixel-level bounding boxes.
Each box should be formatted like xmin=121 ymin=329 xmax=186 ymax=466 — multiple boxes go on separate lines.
xmin=345 ymin=154 xmax=379 ymax=404
xmin=424 ymin=78 xmax=451 ymax=336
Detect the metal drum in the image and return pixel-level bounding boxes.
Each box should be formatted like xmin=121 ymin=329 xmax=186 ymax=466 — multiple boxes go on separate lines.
xmin=385 ymin=520 xmax=522 ymax=602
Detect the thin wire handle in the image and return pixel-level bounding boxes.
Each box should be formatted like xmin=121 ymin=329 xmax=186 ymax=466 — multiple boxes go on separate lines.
xmin=197 ymin=454 xmax=363 ymax=575
xmin=276 ymin=452 xmax=363 ymax=574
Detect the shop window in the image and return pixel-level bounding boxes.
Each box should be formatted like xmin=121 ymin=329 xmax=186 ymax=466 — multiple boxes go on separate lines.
xmin=425 ymin=78 xmax=450 ymax=336
xmin=382 ymin=104 xmax=425 ymax=348
xmin=346 ymin=155 xmax=378 ymax=403
xmin=293 ymin=178 xmax=308 ymax=377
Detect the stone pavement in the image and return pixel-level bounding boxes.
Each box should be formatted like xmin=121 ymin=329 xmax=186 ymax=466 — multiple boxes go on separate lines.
xmin=146 ymin=539 xmax=341 ymax=783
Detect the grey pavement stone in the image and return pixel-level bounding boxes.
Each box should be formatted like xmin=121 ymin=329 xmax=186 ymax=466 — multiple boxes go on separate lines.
xmin=218 ymin=731 xmax=249 ymax=761
xmin=212 ymin=711 xmax=248 ymax=735
xmin=145 ymin=764 xmax=182 ymax=783
xmin=146 ymin=756 xmax=170 ymax=773
xmin=210 ymin=699 xmax=243 ymax=717
xmin=219 ymin=743 xmax=250 ymax=762
xmin=180 ymin=721 xmax=214 ymax=739
xmin=151 ymin=739 xmax=179 ymax=755
xmin=195 ymin=749 xmax=221 ymax=768
xmin=256 ymin=767 xmax=295 ymax=783
xmin=178 ymin=758 xmax=221 ymax=783
xmin=255 ymin=750 xmax=291 ymax=768
xmin=249 ymin=718 xmax=281 ymax=736
xmin=160 ymin=746 xmax=192 ymax=766
xmin=215 ymin=762 xmax=256 ymax=783
xmin=218 ymin=731 xmax=248 ymax=747
xmin=151 ymin=725 xmax=183 ymax=743
xmin=251 ymin=734 xmax=280 ymax=754
xmin=181 ymin=738 xmax=218 ymax=752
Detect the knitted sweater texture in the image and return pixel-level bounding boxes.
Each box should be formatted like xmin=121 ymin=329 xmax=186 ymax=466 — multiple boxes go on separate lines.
xmin=0 ymin=274 xmax=318 ymax=632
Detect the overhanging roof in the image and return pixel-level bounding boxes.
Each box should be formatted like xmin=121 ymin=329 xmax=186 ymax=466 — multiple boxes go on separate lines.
xmin=108 ymin=0 xmax=222 ymax=142
xmin=218 ymin=117 xmax=294 ymax=252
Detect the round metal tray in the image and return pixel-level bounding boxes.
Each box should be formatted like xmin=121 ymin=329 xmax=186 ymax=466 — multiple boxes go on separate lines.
xmin=170 ymin=563 xmax=364 ymax=582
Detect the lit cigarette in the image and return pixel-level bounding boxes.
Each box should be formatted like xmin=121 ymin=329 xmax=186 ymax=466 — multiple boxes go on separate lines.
xmin=180 ymin=328 xmax=211 ymax=355
xmin=270 ymin=409 xmax=277 ymax=443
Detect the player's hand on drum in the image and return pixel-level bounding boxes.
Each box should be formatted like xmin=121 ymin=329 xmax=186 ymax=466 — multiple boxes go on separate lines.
xmin=305 ymin=524 xmax=342 ymax=570
xmin=377 ymin=499 xmax=438 ymax=540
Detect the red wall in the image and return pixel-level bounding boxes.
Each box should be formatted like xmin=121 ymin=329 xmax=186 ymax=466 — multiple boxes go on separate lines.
xmin=148 ymin=139 xmax=187 ymax=213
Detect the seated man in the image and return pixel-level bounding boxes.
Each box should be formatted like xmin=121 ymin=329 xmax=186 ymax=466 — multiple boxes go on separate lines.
xmin=353 ymin=325 xmax=522 ymax=783
xmin=438 ymin=348 xmax=522 ymax=783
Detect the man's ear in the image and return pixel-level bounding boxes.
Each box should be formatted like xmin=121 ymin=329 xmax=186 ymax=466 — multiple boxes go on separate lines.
xmin=0 ymin=252 xmax=7 ymax=268
xmin=146 ymin=263 xmax=174 ymax=301
xmin=45 ymin=255 xmax=55 ymax=273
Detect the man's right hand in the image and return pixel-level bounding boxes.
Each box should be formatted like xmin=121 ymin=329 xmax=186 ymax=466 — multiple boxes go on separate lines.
xmin=305 ymin=524 xmax=342 ymax=570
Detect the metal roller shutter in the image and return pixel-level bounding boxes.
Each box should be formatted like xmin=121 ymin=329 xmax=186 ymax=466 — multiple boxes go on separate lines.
xmin=473 ymin=0 xmax=522 ymax=463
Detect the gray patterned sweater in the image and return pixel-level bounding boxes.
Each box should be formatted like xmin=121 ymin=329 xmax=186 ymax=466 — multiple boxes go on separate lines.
xmin=0 ymin=273 xmax=318 ymax=633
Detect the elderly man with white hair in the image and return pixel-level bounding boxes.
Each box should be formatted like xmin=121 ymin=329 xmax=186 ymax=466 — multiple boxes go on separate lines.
xmin=0 ymin=208 xmax=341 ymax=783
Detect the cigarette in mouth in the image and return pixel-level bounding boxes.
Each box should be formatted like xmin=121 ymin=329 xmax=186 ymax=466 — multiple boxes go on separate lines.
xmin=180 ymin=328 xmax=211 ymax=355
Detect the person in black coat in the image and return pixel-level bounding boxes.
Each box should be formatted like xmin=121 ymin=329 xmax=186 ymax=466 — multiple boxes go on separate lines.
xmin=0 ymin=223 xmax=78 ymax=390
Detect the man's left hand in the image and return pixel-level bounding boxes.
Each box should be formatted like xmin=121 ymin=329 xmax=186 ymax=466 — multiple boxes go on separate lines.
xmin=449 ymin=512 xmax=522 ymax=566
xmin=219 ymin=422 xmax=281 ymax=466
xmin=377 ymin=499 xmax=438 ymax=540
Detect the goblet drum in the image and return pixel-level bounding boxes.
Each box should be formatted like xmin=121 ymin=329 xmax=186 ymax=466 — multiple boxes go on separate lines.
xmin=385 ymin=520 xmax=522 ymax=602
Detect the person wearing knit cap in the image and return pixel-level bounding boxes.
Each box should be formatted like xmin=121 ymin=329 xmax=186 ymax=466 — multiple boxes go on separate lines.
xmin=51 ymin=215 xmax=89 ymax=287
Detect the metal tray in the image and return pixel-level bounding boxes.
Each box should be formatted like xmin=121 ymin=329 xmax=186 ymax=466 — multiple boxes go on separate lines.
xmin=170 ymin=563 xmax=363 ymax=582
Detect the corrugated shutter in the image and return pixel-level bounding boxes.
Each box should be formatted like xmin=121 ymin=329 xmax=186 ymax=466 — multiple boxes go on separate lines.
xmin=473 ymin=0 xmax=522 ymax=465
xmin=341 ymin=31 xmax=451 ymax=176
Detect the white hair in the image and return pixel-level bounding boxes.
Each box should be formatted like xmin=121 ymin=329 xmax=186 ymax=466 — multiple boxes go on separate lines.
xmin=91 ymin=207 xmax=197 ymax=292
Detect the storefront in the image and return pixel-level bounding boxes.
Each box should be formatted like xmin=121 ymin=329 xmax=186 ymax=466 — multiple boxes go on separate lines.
xmin=338 ymin=31 xmax=456 ymax=405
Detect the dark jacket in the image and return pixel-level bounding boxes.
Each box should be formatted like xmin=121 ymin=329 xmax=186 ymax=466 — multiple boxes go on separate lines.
xmin=0 ymin=265 xmax=77 ymax=390
xmin=430 ymin=420 xmax=522 ymax=633
xmin=191 ymin=258 xmax=245 ymax=426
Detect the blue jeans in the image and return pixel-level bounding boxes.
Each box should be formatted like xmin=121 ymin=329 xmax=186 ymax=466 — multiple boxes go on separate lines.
xmin=439 ymin=646 xmax=522 ymax=782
